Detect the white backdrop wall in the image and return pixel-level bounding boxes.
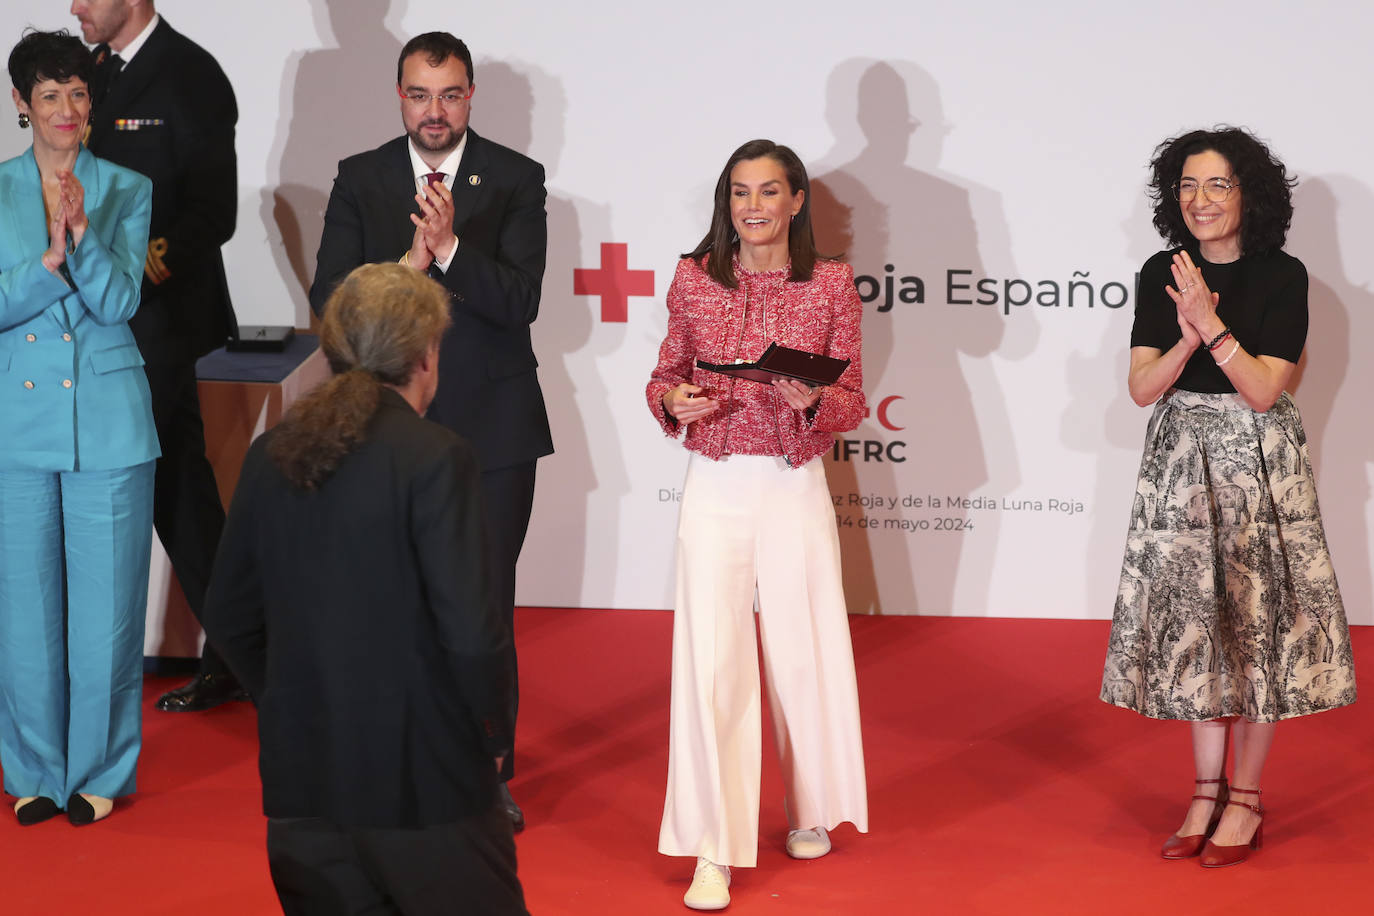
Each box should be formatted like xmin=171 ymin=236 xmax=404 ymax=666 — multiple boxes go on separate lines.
xmin=5 ymin=1 xmax=1374 ymax=624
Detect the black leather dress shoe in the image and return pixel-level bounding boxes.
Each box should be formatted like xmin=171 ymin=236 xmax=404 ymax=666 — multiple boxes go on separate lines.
xmin=497 ymin=782 xmax=525 ymax=833
xmin=15 ymin=797 xmax=61 ymax=826
xmin=154 ymin=673 xmax=249 ymax=712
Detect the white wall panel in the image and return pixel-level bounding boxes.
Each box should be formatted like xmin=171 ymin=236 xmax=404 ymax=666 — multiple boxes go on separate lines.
xmin=5 ymin=1 xmax=1370 ymax=620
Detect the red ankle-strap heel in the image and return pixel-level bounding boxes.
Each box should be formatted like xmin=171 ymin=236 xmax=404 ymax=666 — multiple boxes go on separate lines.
xmin=1199 ymin=787 xmax=1263 ymax=868
xmin=1160 ymin=777 xmax=1229 ymax=859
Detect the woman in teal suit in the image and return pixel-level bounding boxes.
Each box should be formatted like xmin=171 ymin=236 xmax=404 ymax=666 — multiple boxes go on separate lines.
xmin=1 ymin=29 xmax=158 ymax=826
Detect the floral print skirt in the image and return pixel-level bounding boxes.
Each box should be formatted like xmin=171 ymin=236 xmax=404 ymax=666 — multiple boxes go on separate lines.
xmin=1101 ymin=390 xmax=1356 ymax=723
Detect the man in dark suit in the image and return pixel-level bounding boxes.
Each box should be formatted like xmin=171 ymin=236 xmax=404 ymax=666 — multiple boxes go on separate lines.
xmin=310 ymin=31 xmax=551 ymax=830
xmin=202 ymin=264 xmax=527 ymax=915
xmin=74 ymin=0 xmax=246 ymax=711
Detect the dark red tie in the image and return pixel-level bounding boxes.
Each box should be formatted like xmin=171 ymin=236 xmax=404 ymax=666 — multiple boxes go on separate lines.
xmin=424 ymin=172 xmax=446 ymax=189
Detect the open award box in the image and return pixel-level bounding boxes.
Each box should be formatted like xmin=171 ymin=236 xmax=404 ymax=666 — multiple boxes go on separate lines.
xmin=695 ymin=342 xmax=849 ymax=387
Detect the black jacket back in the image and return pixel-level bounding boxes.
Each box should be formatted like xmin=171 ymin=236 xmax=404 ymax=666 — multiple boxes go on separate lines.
xmin=202 ymin=391 xmax=513 ymax=827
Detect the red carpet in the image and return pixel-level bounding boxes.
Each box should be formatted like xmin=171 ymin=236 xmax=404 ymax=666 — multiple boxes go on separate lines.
xmin=2 ymin=609 xmax=1372 ymax=914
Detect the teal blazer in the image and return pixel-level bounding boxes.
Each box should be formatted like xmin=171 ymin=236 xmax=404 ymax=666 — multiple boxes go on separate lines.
xmin=0 ymin=146 xmax=159 ymax=471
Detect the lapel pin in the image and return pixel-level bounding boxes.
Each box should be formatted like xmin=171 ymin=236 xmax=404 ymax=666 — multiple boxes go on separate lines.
xmin=469 ymin=175 xmax=482 ymax=186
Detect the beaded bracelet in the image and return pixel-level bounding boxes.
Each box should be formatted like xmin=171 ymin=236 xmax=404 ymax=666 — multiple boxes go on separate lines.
xmin=1205 ymin=327 xmax=1232 ymax=351
xmin=1216 ymin=341 xmax=1241 ymax=366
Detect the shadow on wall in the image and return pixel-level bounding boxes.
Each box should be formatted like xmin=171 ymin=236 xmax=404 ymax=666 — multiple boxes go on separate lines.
xmin=1289 ymin=176 xmax=1371 ymax=624
xmin=263 ymin=0 xmax=407 ymax=326
xmin=478 ymin=59 xmax=623 ymax=608
xmin=1062 ymin=191 xmax=1159 ymax=619
xmin=1060 ymin=185 xmax=1170 ymax=620
xmin=809 ymin=59 xmax=1031 ymax=617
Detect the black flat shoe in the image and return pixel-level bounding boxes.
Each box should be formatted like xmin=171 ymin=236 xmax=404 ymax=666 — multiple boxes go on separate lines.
xmin=154 ymin=673 xmax=249 ymax=712
xmin=67 ymin=794 xmax=95 ymax=825
xmin=66 ymin=794 xmax=112 ymax=826
xmin=15 ymin=797 xmax=61 ymax=826
xmin=497 ymin=782 xmax=525 ymax=833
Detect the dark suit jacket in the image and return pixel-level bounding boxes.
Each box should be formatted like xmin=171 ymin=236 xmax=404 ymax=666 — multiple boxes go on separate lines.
xmin=309 ymin=132 xmax=552 ymax=471
xmin=87 ymin=17 xmax=238 ymax=359
xmin=201 ymin=390 xmax=514 ymax=828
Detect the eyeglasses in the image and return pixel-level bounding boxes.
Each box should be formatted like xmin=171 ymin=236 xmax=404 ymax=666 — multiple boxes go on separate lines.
xmin=1173 ymin=178 xmax=1240 ymax=203
xmin=400 ymin=89 xmax=472 ymax=108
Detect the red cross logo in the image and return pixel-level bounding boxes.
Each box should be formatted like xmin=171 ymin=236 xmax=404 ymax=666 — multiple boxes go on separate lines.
xmin=574 ymin=243 xmax=655 ymax=322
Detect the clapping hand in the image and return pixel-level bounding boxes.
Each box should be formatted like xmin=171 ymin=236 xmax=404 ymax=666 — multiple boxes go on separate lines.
xmin=42 ymin=170 xmax=89 ymax=274
xmin=55 ymin=170 xmax=88 ymax=247
xmin=1166 ymin=250 xmax=1222 ymax=341
xmin=410 ymin=181 xmax=457 ymax=264
xmin=406 ymin=220 xmax=434 ymax=272
xmin=42 ymin=188 xmax=70 ymax=274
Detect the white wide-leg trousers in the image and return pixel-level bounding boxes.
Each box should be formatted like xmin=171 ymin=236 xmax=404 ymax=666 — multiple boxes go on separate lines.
xmin=658 ymin=454 xmax=868 ymax=868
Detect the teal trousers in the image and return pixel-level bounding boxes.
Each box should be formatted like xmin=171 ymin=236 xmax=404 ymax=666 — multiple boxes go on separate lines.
xmin=0 ymin=462 xmax=154 ymax=804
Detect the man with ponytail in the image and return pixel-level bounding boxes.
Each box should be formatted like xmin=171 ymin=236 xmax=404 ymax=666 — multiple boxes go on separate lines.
xmin=201 ymin=263 xmax=528 ymax=915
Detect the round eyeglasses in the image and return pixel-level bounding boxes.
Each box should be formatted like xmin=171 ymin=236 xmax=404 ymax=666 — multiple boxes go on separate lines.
xmin=400 ymin=89 xmax=472 ymax=108
xmin=1173 ymin=178 xmax=1239 ymax=203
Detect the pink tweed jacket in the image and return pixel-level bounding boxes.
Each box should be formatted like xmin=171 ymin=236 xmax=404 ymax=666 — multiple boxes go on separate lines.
xmin=646 ymin=255 xmax=865 ymax=468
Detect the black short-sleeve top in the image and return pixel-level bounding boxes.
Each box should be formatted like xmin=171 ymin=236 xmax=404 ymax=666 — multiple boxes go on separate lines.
xmin=1129 ymin=245 xmax=1308 ymax=393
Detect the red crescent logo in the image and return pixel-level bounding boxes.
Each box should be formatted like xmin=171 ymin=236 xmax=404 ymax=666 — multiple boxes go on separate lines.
xmin=877 ymin=395 xmax=904 ymax=431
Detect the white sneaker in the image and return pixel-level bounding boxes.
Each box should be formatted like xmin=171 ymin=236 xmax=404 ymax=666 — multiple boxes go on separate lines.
xmin=786 ymin=826 xmax=831 ymax=859
xmin=683 ymin=857 xmax=731 ymax=910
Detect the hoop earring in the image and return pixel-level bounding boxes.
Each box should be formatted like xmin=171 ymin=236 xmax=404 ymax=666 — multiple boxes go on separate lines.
xmin=18 ymin=112 xmax=29 ymax=129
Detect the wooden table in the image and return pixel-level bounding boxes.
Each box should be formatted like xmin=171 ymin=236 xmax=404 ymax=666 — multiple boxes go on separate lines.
xmin=144 ymin=334 xmax=330 ymax=661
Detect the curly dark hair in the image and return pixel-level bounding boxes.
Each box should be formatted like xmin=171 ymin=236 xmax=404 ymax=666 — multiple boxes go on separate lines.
xmin=684 ymin=139 xmax=827 ymax=290
xmin=8 ymin=29 xmax=91 ymax=102
xmin=267 ymin=264 xmax=451 ymax=491
xmin=1148 ymin=126 xmax=1296 ymax=256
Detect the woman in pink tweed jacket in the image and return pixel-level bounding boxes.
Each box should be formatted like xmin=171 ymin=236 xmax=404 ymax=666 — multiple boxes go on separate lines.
xmin=644 ymin=245 xmax=865 ymax=466
xmin=647 ymin=139 xmax=869 ymax=912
